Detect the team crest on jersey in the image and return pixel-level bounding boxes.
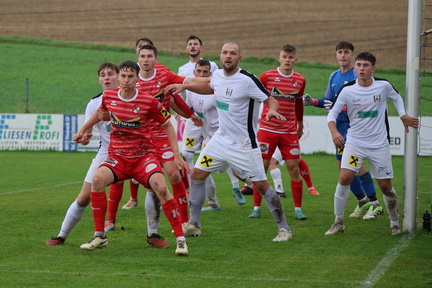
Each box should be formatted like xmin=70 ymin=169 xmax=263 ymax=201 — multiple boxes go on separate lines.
xmin=199 ymin=155 xmax=213 ymax=168
xmin=133 ymin=104 xmax=140 ymax=114
xmin=259 ymin=142 xmax=269 ymax=154
xmin=349 ymin=155 xmax=359 ymax=167
xmin=156 ymin=81 xmax=162 ymax=88
xmin=110 ymin=112 xmax=141 ymax=128
xmin=293 ymin=81 xmax=298 ymax=87
xmin=373 ymin=94 xmax=381 ymax=103
xmin=226 ymin=88 xmax=233 ymax=97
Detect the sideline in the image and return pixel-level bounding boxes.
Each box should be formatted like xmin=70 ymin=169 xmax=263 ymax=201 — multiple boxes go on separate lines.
xmin=0 ymin=182 xmax=82 ymax=196
xmin=358 ymin=232 xmax=415 ymax=287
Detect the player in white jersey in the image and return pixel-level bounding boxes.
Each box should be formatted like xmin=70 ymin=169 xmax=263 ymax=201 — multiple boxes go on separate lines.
xmin=167 ymin=42 xmax=292 ymax=242
xmin=46 ymin=62 xmax=118 ymax=245
xmin=325 ymin=52 xmax=419 ymax=236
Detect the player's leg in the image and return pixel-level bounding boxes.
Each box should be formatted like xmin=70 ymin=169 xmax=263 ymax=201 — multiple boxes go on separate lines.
xmin=357 ymin=165 xmax=382 ymax=220
xmin=285 ymin=158 xmax=306 ymax=220
xmin=80 ymin=165 xmax=115 ymax=250
xmin=122 ymin=179 xmax=139 ymax=209
xmin=105 ymin=181 xmax=124 ymax=231
xmin=269 ymin=156 xmax=286 ymax=197
xmin=201 ymin=175 xmax=221 ymax=211
xmin=248 ymin=158 xmax=270 ymax=218
xmin=299 ymin=158 xmax=320 ymax=195
xmin=163 ymin=160 xmax=189 ymax=225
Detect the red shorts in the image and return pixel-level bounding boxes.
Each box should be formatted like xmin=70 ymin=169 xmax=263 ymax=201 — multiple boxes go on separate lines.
xmin=258 ymin=129 xmax=301 ymax=160
xmin=100 ymin=153 xmax=164 ymax=189
xmin=153 ymin=136 xmax=175 ymax=163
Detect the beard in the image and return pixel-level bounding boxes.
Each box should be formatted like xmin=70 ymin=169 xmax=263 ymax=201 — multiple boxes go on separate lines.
xmin=223 ymin=63 xmax=237 ymax=74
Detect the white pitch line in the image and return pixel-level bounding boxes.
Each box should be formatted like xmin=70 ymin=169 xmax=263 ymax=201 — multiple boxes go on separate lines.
xmin=0 ymin=182 xmax=82 ymax=196
xmin=358 ymin=232 xmax=414 ymax=288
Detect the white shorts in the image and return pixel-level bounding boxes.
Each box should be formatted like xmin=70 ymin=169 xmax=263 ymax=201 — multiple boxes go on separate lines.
xmin=84 ymin=152 xmax=108 ymax=183
xmin=341 ymin=143 xmax=393 ymax=179
xmin=194 ymin=136 xmax=267 ymax=182
xmin=182 ymin=118 xmax=204 ymax=153
xmin=272 ymin=147 xmax=285 ymax=166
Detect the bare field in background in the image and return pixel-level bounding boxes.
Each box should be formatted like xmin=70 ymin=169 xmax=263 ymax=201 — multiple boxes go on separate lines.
xmin=1 ymin=0 xmax=408 ymax=69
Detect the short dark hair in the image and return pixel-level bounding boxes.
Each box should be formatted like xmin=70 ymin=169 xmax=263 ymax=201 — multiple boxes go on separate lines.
xmin=196 ymin=59 xmax=211 ymax=68
xmin=187 ymin=35 xmax=202 ymax=45
xmin=119 ymin=60 xmax=140 ymax=76
xmin=355 ymin=52 xmax=376 ymax=66
xmin=281 ymin=44 xmax=297 ymax=53
xmin=135 ymin=37 xmax=154 ymax=47
xmin=336 ymin=41 xmax=354 ymax=52
xmin=138 ymin=44 xmax=158 ymax=57
xmin=97 ymin=62 xmax=119 ymax=76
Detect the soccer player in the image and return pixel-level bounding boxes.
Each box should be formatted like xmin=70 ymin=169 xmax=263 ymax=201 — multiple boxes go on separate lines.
xmin=248 ymin=44 xmax=312 ymax=220
xmin=46 ymin=62 xmax=119 ymax=246
xmin=178 ymin=35 xmax=246 ymax=208
xmin=324 ymin=52 xmax=418 ymax=236
xmin=73 ymin=60 xmax=189 ymax=255
xmin=166 ymin=42 xmax=293 ymax=241
xmin=304 ymin=41 xmax=382 ymax=219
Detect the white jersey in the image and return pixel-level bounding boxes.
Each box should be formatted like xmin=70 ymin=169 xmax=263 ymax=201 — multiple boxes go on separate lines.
xmin=327 ymin=77 xmax=406 ymax=148
xmin=210 ymin=68 xmax=269 ymax=149
xmin=186 ymin=91 xmax=218 ymax=140
xmin=85 ymin=93 xmax=111 ymax=155
xmin=178 ymin=59 xmax=219 ymax=77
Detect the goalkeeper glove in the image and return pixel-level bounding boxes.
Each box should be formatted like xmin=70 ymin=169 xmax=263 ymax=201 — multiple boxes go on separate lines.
xmin=323 ymin=100 xmax=333 ymax=111
xmin=303 ymin=94 xmax=314 ymax=106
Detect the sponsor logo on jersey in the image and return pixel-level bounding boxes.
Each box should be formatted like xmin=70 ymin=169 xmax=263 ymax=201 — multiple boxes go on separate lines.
xmin=271 ymin=87 xmax=297 ymax=100
xmin=185 ymin=137 xmax=195 ymax=147
xmin=110 ymin=112 xmax=141 ymax=128
xmin=103 ymin=157 xmax=118 ymax=166
xmin=358 ymin=110 xmax=378 ymax=118
xmin=145 ymin=163 xmax=158 ymax=173
xmin=216 ymin=100 xmax=229 ymax=111
xmin=349 ymin=155 xmax=359 ymax=167
xmin=199 ymin=155 xmax=213 ymax=168
xmin=154 ymin=89 xmax=165 ymax=101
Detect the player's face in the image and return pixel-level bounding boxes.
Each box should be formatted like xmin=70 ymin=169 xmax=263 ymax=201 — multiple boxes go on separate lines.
xmin=118 ymin=68 xmax=139 ymax=91
xmin=336 ymin=48 xmax=354 ymax=68
xmin=220 ymin=43 xmax=242 ymax=74
xmin=186 ymin=39 xmax=202 ymax=57
xmin=135 ymin=40 xmax=150 ymax=55
xmin=278 ymin=50 xmax=297 ymax=74
xmin=193 ymin=64 xmax=211 ymax=77
xmin=354 ymin=59 xmax=376 ymax=80
xmin=138 ymin=49 xmax=158 ymax=72
xmin=98 ymin=68 xmax=118 ymax=91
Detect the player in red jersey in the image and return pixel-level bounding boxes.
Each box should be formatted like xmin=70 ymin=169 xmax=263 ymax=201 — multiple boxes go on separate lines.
xmin=73 ymin=60 xmax=189 ymax=256
xmin=249 ymin=44 xmax=316 ymax=221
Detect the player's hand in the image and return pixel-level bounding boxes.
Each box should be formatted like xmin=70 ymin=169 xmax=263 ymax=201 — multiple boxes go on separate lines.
xmin=303 ymin=94 xmax=314 ymax=106
xmin=323 ymin=100 xmax=333 ymax=111
xmin=166 ymin=84 xmax=185 ymax=95
xmin=98 ymin=108 xmax=110 ymax=121
xmin=175 ymin=154 xmax=191 ymax=175
xmin=73 ymin=131 xmax=92 ymax=144
xmin=190 ymin=114 xmax=204 ymax=127
xmin=401 ymin=115 xmax=419 ymax=132
xmin=331 ymin=131 xmax=345 ymax=147
xmin=265 ymin=110 xmax=286 ymax=121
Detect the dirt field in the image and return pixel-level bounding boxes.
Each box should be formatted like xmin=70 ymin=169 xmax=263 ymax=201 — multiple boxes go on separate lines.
xmin=0 ymin=0 xmax=409 ymax=69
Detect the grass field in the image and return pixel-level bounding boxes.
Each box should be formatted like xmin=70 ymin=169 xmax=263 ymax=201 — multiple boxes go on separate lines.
xmin=0 ymin=151 xmax=431 ymax=288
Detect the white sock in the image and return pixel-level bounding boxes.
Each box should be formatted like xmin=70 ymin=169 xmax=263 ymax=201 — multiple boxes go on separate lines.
xmin=334 ymin=183 xmax=351 ymax=217
xmin=59 ymin=199 xmax=86 ymax=238
xmin=270 ymin=167 xmax=284 ymax=192
xmin=145 ymin=191 xmax=161 ymax=236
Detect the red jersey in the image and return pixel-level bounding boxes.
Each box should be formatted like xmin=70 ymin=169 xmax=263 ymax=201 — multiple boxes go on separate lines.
xmin=259 ymin=68 xmax=305 ymax=134
xmin=136 ymin=69 xmax=186 ymax=137
xmin=101 ymin=88 xmax=171 ymax=157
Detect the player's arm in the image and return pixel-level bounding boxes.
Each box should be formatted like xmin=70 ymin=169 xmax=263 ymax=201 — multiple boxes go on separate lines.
xmin=73 ymin=109 xmax=102 ymax=144
xmin=263 ymin=96 xmax=286 ymax=121
xmin=296 ymin=85 xmax=305 ymax=139
xmin=389 ymin=88 xmax=419 ymax=132
xmin=327 ymin=94 xmax=345 ymax=147
xmin=166 ymin=82 xmax=214 ymax=96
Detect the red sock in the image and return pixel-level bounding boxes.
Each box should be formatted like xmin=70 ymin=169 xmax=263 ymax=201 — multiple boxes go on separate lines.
xmin=171 ymin=182 xmax=189 ymax=223
xmin=90 ymin=191 xmax=107 ymax=232
xmin=299 ymin=159 xmax=313 ymax=189
xmin=162 ymin=198 xmax=184 ymax=237
xmin=107 ymin=182 xmax=124 ymax=222
xmin=291 ymin=180 xmax=303 ymax=208
xmin=129 ymin=180 xmax=139 ymax=200
xmin=253 ymin=185 xmax=263 ymax=207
